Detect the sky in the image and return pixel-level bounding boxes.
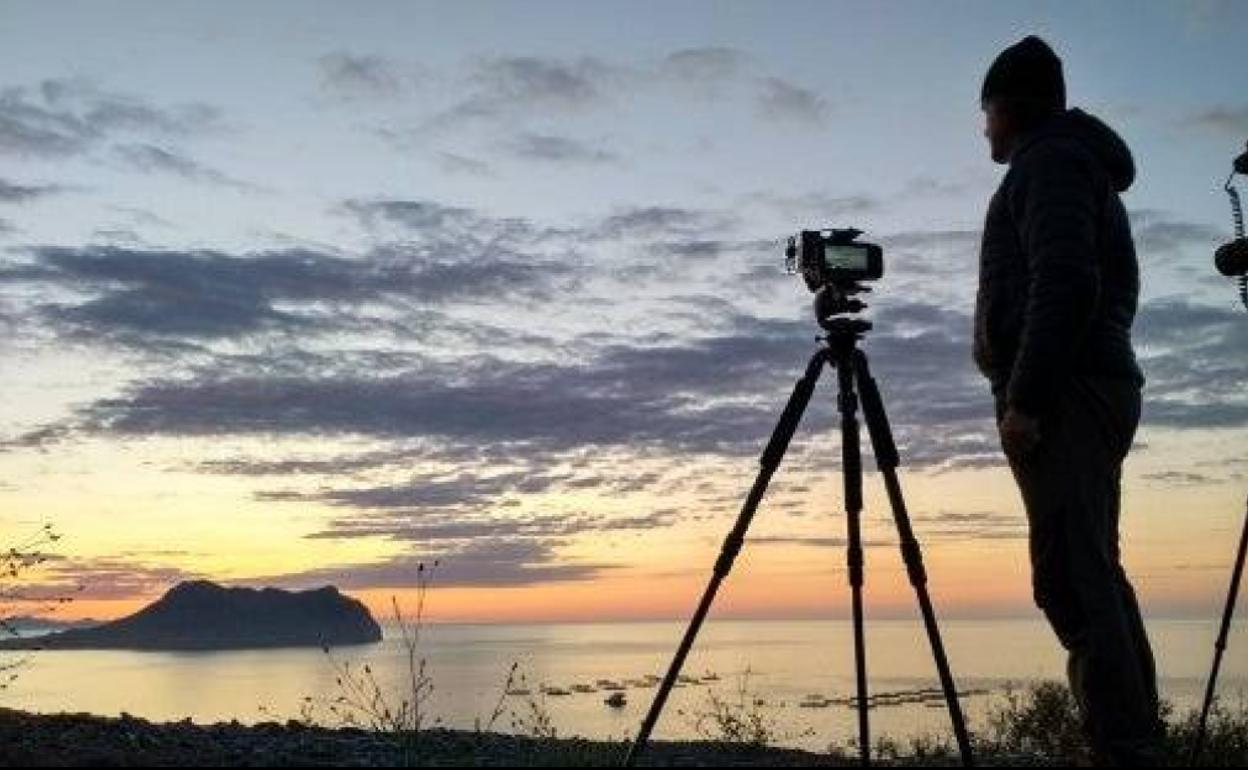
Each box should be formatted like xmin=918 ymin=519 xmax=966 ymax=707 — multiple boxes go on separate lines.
xmin=1 ymin=0 xmax=1245 ymax=624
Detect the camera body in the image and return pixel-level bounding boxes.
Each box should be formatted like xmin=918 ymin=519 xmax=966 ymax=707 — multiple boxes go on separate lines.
xmin=785 ymin=228 xmax=884 ymax=293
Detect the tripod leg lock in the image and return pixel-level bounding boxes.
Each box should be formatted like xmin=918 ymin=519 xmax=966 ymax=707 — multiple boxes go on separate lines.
xmin=838 ymin=389 xmax=858 ymax=415
xmin=847 ymin=543 xmax=864 ymax=587
xmin=900 ymin=540 xmax=928 ymax=585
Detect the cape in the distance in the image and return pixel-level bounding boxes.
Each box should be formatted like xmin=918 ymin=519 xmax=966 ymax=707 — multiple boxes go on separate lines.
xmin=0 ymin=581 xmax=382 ymax=651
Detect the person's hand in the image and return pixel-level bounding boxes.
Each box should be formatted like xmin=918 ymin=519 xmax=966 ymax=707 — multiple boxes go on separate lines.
xmin=999 ymin=406 xmax=1041 ymax=459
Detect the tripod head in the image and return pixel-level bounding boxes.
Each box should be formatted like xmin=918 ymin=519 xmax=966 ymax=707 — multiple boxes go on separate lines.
xmin=1218 ymin=139 xmax=1248 ymax=310
xmin=813 ymin=281 xmax=873 ymax=342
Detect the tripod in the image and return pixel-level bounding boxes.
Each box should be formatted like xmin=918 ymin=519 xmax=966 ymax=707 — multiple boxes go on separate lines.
xmin=1190 ymin=494 xmax=1248 ymax=765
xmin=1190 ymin=146 xmax=1248 ymax=766
xmin=623 ymin=302 xmax=974 ymax=767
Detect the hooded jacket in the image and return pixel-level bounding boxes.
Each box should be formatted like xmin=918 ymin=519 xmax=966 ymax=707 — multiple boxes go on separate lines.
xmin=973 ymin=108 xmax=1144 ymax=416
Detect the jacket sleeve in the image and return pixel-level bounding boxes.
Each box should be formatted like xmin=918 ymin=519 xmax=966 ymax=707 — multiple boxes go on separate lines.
xmin=1005 ymin=140 xmax=1103 ymax=416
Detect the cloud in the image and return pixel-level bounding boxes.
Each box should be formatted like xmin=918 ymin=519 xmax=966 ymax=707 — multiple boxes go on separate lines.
xmin=10 ymin=296 xmax=999 ymax=474
xmin=591 ymin=205 xmax=735 ymax=240
xmin=421 ymin=55 xmax=618 ymax=132
xmin=90 ymin=227 xmax=146 ymax=245
xmin=658 ymin=47 xmax=751 ymax=84
xmin=319 ymin=52 xmax=407 ymax=98
xmin=1130 ymin=208 xmax=1224 ymax=257
xmin=657 ymin=48 xmax=830 ymax=128
xmin=0 ymin=78 xmax=220 ymax=158
xmin=19 ymin=556 xmax=201 ymax=601
xmin=749 ymin=535 xmax=893 ymax=548
xmin=502 ymin=132 xmax=617 ymax=165
xmin=434 ymin=151 xmax=493 ymax=177
xmin=915 ymin=510 xmax=1027 ymax=541
xmin=259 ymin=468 xmax=567 ymax=511
xmin=250 ymin=539 xmax=610 ymax=590
xmin=114 ymin=143 xmax=257 ymax=190
xmin=3 ymin=211 xmax=1021 ymax=479
xmin=744 ymin=191 xmax=879 ymax=221
xmin=303 ymin=508 xmax=678 ymax=543
xmin=1141 ymin=470 xmax=1217 ymax=486
xmin=6 ymin=246 xmax=343 ymax=341
xmin=1180 ymin=105 xmax=1248 ymax=136
xmin=18 ymin=539 xmax=605 ymax=598
xmin=346 ymin=197 xmax=736 ymax=263
xmin=194 ymin=448 xmax=420 ymax=477
xmin=655 ymin=47 xmax=753 ymax=101
xmin=407 ymin=48 xmax=827 ymax=139
xmin=7 ymin=211 xmax=1242 ymax=484
xmin=341 ymin=197 xmax=572 ymax=249
xmin=755 ymin=76 xmax=828 ymax=125
xmin=649 ymin=239 xmax=729 ymax=260
xmin=0 ymin=177 xmax=63 ymax=203
xmin=108 ymin=205 xmax=176 ymax=230
xmin=472 ymin=56 xmax=613 ymax=108
xmin=901 ymin=175 xmax=979 ymax=199
xmin=64 ymin=356 xmax=774 ymax=454
xmin=1 ymin=235 xmax=574 ymax=344
xmin=1135 ymin=300 xmax=1248 ymax=429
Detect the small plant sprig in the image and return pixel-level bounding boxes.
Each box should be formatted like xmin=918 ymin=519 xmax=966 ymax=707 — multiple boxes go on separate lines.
xmin=319 ymin=560 xmax=441 ymax=765
xmin=475 ymin=660 xmax=519 ymax=733
xmin=514 ymin=688 xmax=559 ymax=740
xmin=678 ymin=666 xmax=809 ymax=748
xmin=1 ymin=523 xmax=73 ymax=690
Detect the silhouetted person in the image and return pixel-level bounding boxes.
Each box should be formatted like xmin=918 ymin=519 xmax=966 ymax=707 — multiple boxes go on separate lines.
xmin=973 ymin=36 xmax=1162 ymax=765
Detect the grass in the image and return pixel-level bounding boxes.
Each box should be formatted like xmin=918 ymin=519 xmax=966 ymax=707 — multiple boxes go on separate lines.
xmin=675 ymin=666 xmax=812 ymax=749
xmin=870 ymin=680 xmax=1248 ymax=767
xmin=1166 ymin=693 xmax=1248 ymax=767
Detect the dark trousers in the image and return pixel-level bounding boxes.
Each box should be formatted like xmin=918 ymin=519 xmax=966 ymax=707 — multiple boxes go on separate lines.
xmin=1000 ymin=375 xmax=1162 ymax=764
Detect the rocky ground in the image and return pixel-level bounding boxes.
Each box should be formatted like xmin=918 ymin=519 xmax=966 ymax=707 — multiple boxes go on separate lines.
xmin=0 ymin=708 xmax=878 ymax=767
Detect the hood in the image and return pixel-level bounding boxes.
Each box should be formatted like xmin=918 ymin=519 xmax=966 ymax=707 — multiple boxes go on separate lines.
xmin=1013 ymin=108 xmax=1135 ymax=192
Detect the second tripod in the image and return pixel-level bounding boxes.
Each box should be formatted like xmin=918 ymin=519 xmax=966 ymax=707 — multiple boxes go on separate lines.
xmin=624 ymin=313 xmax=974 ymax=767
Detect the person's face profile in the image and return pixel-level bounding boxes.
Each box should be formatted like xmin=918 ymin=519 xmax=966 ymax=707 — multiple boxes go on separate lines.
xmin=981 ymin=99 xmax=1012 ymax=165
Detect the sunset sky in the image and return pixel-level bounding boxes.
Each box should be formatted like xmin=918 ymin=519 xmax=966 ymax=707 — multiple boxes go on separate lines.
xmin=1 ymin=0 xmax=1245 ymax=624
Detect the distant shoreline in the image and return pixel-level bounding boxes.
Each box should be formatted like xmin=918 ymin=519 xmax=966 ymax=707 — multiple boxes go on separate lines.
xmin=0 ymin=637 xmax=383 ymax=652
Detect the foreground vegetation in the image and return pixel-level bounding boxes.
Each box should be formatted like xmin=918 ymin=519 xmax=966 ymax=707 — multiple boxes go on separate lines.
xmin=295 ymin=564 xmax=1248 ymax=766
xmin=2 ymin=683 xmax=1247 ymax=766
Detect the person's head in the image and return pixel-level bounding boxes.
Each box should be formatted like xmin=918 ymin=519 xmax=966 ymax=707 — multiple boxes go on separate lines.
xmin=980 ymin=35 xmax=1066 ymax=164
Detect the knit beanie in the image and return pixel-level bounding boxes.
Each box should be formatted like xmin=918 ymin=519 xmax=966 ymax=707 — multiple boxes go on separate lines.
xmin=981 ymin=35 xmax=1066 ymax=115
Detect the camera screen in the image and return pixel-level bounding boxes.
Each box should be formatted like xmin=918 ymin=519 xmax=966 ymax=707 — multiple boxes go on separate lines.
xmin=823 ymin=244 xmax=869 ymax=271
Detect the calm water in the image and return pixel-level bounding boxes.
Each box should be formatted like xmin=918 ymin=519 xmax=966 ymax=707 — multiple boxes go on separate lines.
xmin=5 ymin=618 xmax=1245 ymax=751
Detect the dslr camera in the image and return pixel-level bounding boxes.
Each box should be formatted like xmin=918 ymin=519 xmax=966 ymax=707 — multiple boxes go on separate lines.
xmin=785 ymin=228 xmax=883 ymax=293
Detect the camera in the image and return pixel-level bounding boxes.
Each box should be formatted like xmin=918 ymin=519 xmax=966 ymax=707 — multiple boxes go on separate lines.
xmin=785 ymin=228 xmax=883 ymax=293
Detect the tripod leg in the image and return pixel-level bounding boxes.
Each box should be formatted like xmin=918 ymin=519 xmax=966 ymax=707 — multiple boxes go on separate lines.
xmin=853 ymin=349 xmax=975 ymax=767
xmin=834 ymin=356 xmax=872 ymax=767
xmin=623 ymin=349 xmax=830 ymax=767
xmin=1190 ymin=492 xmax=1248 ymax=766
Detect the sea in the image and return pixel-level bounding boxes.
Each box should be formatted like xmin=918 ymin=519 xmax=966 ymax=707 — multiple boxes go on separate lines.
xmin=4 ymin=618 xmax=1245 ymax=752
